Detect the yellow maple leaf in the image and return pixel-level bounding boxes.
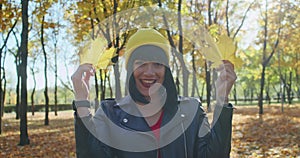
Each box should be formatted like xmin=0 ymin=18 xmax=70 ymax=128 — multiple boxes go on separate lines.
xmin=79 ymin=36 xmax=107 ymax=66
xmin=216 ymin=35 xmax=243 ymax=68
xmin=94 ymin=47 xmax=116 ymax=69
xmin=217 ymin=35 xmax=236 ymax=60
xmin=201 ymin=33 xmax=243 ymax=68
xmin=228 ymin=55 xmax=243 ymax=68
xmin=200 ymin=30 xmax=223 ymax=68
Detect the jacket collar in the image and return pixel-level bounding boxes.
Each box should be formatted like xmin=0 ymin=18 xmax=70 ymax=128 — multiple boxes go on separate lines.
xmin=114 ymin=96 xmax=150 ymax=132
xmin=113 ymin=95 xmax=186 ymax=133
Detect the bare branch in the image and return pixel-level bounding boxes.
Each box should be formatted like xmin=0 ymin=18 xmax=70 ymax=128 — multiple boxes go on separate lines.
xmin=233 ymin=1 xmax=255 ymax=39
xmin=225 ymin=0 xmax=230 ymax=36
xmin=0 ymin=19 xmax=19 ymax=52
xmin=263 ymin=27 xmax=281 ymax=66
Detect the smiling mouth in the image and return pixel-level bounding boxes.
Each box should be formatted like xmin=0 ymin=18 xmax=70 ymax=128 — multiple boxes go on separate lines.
xmin=140 ymin=79 xmax=156 ymax=88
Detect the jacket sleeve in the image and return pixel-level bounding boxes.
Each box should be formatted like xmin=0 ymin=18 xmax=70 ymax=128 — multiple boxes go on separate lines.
xmin=74 ymin=111 xmax=112 ymax=158
xmin=195 ymin=104 xmax=233 ymax=158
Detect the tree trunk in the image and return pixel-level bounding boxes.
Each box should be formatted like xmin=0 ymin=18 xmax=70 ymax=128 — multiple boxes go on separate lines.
xmin=259 ymin=0 xmax=268 ymax=114
xmin=266 ymin=78 xmax=271 ymax=105
xmin=89 ymin=15 xmax=99 ymax=111
xmin=191 ymin=51 xmax=196 ymax=97
xmin=1 ymin=46 xmax=8 ymax=118
xmin=177 ymin=0 xmax=189 ymax=97
xmin=10 ymin=30 xmax=21 ymax=120
xmin=107 ymin=72 xmax=113 ymax=98
xmin=259 ymin=0 xmax=280 ymax=114
xmin=177 ymin=55 xmax=189 ymax=96
xmin=283 ymin=73 xmax=287 ymax=103
xmin=250 ymin=88 xmax=253 ymax=103
xmin=94 ymin=74 xmax=99 ymax=111
xmin=296 ymin=53 xmax=300 ymax=99
xmin=233 ymin=84 xmax=237 ymax=105
xmin=258 ymin=65 xmax=266 ymax=114
xmin=0 ymin=56 xmax=2 ymax=133
xmin=0 ymin=91 xmax=3 ymax=118
xmin=176 ymin=67 xmax=180 ymax=95
xmin=281 ymin=73 xmax=286 ymax=112
xmin=19 ymin=0 xmax=30 ymax=145
xmin=54 ymin=40 xmax=58 ymax=116
xmin=206 ymin=0 xmax=213 ymax=111
xmin=30 ymin=67 xmax=36 ymax=116
xmin=243 ymin=89 xmax=247 ymax=102
xmin=41 ymin=16 xmax=49 ymax=126
xmin=0 ymin=82 xmax=2 ymax=134
xmin=0 ymin=0 xmax=2 ymax=135
xmin=212 ymin=70 xmax=217 ymax=100
xmin=296 ymin=71 xmax=300 ymax=99
xmin=64 ymin=89 xmax=67 ymax=104
xmin=100 ymin=70 xmax=106 ymax=101
xmin=16 ymin=66 xmax=20 ymax=119
xmin=191 ymin=75 xmax=196 ymax=97
xmin=286 ymin=71 xmax=292 ymax=104
xmin=31 ymin=88 xmax=35 ymax=116
xmin=1 ymin=72 xmax=6 ymax=117
xmin=113 ymin=63 xmax=122 ymax=100
xmin=205 ymin=62 xmax=211 ymax=111
xmin=112 ymin=0 xmax=122 ymax=100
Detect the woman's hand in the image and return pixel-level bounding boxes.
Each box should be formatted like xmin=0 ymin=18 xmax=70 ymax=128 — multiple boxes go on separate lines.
xmin=215 ymin=60 xmax=237 ymax=105
xmin=71 ymin=64 xmax=95 ymax=101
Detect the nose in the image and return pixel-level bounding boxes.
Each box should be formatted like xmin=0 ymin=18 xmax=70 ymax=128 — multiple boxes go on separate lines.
xmin=143 ymin=63 xmax=155 ymax=75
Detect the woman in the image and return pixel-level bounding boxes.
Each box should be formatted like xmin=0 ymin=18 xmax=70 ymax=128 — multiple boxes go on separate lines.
xmin=72 ymin=28 xmax=237 ymax=158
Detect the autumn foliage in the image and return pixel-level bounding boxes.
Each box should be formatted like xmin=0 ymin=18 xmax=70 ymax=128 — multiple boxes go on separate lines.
xmin=231 ymin=105 xmax=300 ymax=157
xmin=0 ymin=111 xmax=75 ymax=158
xmin=0 ymin=105 xmax=299 ymax=158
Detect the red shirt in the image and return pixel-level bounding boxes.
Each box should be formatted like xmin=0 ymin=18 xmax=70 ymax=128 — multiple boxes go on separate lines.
xmin=150 ymin=111 xmax=164 ymax=158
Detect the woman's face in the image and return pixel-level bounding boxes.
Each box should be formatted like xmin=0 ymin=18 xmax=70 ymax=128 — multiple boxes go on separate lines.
xmin=133 ymin=60 xmax=165 ymax=98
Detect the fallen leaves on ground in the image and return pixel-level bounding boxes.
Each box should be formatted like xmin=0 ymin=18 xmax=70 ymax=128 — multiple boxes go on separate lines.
xmin=0 ymin=111 xmax=75 ymax=158
xmin=0 ymin=104 xmax=299 ymax=157
xmin=231 ymin=104 xmax=300 ymax=158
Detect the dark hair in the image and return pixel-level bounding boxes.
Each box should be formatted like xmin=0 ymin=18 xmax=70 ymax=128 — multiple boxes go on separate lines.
xmin=126 ymin=45 xmax=178 ymax=113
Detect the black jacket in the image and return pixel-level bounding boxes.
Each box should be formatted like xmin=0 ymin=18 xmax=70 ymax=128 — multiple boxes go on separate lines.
xmin=74 ymin=96 xmax=233 ymax=158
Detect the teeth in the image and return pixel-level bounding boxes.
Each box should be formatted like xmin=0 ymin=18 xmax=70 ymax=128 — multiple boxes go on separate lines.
xmin=143 ymin=80 xmax=155 ymax=84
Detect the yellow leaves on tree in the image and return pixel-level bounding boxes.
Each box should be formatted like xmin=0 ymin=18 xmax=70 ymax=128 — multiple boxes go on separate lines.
xmin=0 ymin=1 xmax=21 ymax=32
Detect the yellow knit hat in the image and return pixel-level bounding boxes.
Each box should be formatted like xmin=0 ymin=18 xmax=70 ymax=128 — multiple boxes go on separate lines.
xmin=125 ymin=28 xmax=170 ymax=68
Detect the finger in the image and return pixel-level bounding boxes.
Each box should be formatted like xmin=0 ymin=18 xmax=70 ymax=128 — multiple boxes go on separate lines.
xmin=215 ymin=63 xmax=224 ymax=72
xmin=83 ymin=66 xmax=95 ymax=81
xmin=71 ymin=64 xmax=94 ymax=99
xmin=215 ymin=60 xmax=234 ymax=71
xmin=80 ymin=63 xmax=94 ymax=74
xmin=223 ymin=61 xmax=234 ymax=71
xmin=219 ymin=70 xmax=237 ymax=83
xmin=71 ymin=64 xmax=93 ymax=81
xmin=219 ymin=62 xmax=236 ymax=81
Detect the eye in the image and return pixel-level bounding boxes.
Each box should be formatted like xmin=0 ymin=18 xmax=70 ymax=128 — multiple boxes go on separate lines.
xmin=154 ymin=62 xmax=164 ymax=67
xmin=133 ymin=60 xmax=146 ymax=70
xmin=134 ymin=60 xmax=144 ymax=66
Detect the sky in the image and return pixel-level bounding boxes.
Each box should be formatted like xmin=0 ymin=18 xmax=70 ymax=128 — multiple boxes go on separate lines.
xmin=3 ymin=28 xmax=78 ymax=90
